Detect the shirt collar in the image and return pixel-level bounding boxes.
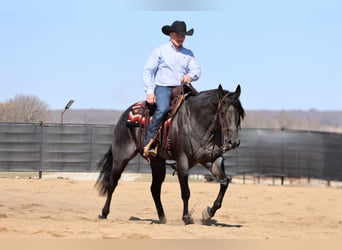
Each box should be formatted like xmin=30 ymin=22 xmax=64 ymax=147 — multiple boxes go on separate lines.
xmin=169 ymin=41 xmax=182 ymax=51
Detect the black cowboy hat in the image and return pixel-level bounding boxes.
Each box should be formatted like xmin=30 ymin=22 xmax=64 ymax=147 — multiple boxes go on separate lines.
xmin=162 ymin=21 xmax=194 ymax=36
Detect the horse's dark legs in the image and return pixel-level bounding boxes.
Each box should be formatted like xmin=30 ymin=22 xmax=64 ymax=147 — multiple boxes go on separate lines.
xmin=99 ymin=186 xmax=114 ymax=219
xmin=150 ymin=159 xmax=167 ymax=223
xmin=176 ymin=160 xmax=193 ymax=225
xmin=98 ymin=135 xmax=138 ymax=219
xmin=202 ymin=156 xmax=230 ymax=222
xmin=203 ymin=177 xmax=230 ymax=220
xmin=99 ymin=164 xmax=124 ymax=219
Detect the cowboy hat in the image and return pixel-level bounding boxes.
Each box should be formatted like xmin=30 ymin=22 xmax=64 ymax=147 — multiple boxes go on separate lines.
xmin=162 ymin=21 xmax=194 ymax=36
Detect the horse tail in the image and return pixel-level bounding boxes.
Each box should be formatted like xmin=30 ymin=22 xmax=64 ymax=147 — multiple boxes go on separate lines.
xmin=95 ymin=145 xmax=113 ymax=196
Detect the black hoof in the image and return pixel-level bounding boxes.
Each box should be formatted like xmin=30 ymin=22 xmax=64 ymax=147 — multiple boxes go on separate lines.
xmin=182 ymin=215 xmax=194 ymax=225
xmin=159 ymin=217 xmax=167 ymax=224
xmin=202 ymin=207 xmax=212 ymax=222
xmin=98 ymin=214 xmax=107 ymax=219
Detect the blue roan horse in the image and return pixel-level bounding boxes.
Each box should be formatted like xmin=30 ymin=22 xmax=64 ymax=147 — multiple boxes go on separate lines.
xmin=96 ymin=84 xmax=245 ymax=225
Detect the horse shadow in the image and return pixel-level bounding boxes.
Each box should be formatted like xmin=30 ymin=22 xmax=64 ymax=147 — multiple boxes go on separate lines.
xmin=129 ymin=216 xmax=161 ymax=224
xmin=128 ymin=216 xmax=243 ymax=228
xmin=200 ymin=219 xmax=243 ymax=228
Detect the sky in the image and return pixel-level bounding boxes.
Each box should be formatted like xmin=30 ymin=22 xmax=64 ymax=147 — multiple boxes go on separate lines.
xmin=0 ymin=0 xmax=341 ymax=111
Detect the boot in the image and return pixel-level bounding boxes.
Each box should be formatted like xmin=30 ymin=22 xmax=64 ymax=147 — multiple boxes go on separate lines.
xmin=143 ymin=139 xmax=158 ymax=158
xmin=148 ymin=144 xmax=158 ymax=158
xmin=143 ymin=139 xmax=154 ymax=157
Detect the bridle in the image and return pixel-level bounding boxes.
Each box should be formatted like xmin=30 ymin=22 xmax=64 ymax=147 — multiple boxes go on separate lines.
xmin=216 ymin=92 xmax=233 ymax=154
xmin=205 ymin=91 xmax=240 ymax=161
xmin=181 ymin=89 xmax=241 ymax=171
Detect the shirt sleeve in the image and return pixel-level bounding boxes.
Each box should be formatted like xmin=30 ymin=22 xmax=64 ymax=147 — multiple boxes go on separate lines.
xmin=187 ymin=53 xmax=201 ymax=82
xmin=142 ymin=48 xmax=160 ymax=94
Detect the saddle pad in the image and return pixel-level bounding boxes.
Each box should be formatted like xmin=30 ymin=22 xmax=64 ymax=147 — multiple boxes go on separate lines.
xmin=126 ymin=101 xmax=153 ymax=127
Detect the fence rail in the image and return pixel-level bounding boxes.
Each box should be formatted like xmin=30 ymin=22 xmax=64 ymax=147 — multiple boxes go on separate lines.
xmin=0 ymin=123 xmax=341 ymax=181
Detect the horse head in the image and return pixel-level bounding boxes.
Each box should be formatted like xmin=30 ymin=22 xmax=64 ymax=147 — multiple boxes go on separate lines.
xmin=217 ymin=84 xmax=245 ymax=152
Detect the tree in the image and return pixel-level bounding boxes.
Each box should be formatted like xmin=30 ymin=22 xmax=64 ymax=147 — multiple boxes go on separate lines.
xmin=0 ymin=95 xmax=49 ymax=123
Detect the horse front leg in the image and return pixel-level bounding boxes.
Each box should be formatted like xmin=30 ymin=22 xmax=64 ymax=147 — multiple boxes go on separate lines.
xmin=150 ymin=159 xmax=167 ymax=224
xmin=177 ymin=162 xmax=193 ymax=225
xmin=202 ymin=156 xmax=230 ymax=223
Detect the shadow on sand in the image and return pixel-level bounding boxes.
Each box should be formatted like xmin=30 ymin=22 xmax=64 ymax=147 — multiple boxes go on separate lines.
xmin=201 ymin=219 xmax=243 ymax=228
xmin=129 ymin=216 xmax=243 ymax=228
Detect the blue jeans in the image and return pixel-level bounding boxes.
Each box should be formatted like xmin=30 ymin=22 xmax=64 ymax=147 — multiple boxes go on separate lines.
xmin=145 ymin=85 xmax=173 ymax=145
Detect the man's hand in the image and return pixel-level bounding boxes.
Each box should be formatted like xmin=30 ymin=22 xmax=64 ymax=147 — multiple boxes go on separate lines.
xmin=146 ymin=93 xmax=156 ymax=104
xmin=181 ymin=75 xmax=192 ymax=84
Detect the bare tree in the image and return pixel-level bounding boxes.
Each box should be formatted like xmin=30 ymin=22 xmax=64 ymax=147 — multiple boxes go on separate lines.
xmin=0 ymin=95 xmax=49 ymax=123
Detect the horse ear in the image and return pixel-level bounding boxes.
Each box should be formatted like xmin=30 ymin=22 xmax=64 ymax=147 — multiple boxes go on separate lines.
xmin=218 ymin=84 xmax=224 ymax=98
xmin=235 ymin=84 xmax=241 ymax=97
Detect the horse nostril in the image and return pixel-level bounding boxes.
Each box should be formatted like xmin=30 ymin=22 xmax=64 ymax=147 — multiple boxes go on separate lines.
xmin=228 ymin=139 xmax=240 ymax=148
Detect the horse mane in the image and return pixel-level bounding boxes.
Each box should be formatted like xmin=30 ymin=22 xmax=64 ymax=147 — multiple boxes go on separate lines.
xmin=197 ymin=88 xmax=245 ymax=120
xmin=227 ymin=92 xmax=245 ymax=120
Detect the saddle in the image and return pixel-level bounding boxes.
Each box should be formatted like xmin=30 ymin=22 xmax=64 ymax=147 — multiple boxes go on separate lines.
xmin=126 ymin=84 xmax=198 ymax=156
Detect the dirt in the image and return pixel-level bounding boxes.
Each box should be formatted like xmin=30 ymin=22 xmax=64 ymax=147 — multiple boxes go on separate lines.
xmin=0 ymin=176 xmax=341 ymax=239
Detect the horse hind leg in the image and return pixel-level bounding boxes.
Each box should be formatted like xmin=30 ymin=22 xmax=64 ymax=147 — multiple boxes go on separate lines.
xmin=98 ymin=165 xmax=123 ymax=219
xmin=202 ymin=156 xmax=230 ymax=223
xmin=97 ymin=144 xmax=138 ymax=219
xmin=99 ymin=182 xmax=114 ymax=219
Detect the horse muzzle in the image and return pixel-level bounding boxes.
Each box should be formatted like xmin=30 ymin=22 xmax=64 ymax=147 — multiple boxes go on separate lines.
xmin=228 ymin=139 xmax=240 ymax=149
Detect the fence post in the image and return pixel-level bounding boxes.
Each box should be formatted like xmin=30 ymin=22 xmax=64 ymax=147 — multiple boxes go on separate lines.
xmin=281 ymin=127 xmax=284 ymax=180
xmin=89 ymin=125 xmax=93 ymax=172
xmin=38 ymin=121 xmax=43 ymax=179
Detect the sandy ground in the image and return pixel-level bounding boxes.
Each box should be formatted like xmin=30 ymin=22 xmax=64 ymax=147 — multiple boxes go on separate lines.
xmin=0 ymin=174 xmax=341 ymax=239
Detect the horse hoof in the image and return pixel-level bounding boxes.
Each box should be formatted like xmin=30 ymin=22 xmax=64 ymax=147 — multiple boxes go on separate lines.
xmin=202 ymin=207 xmax=212 ymax=222
xmin=98 ymin=214 xmax=107 ymax=219
xmin=183 ymin=215 xmax=194 ymax=225
xmin=159 ymin=217 xmax=167 ymax=224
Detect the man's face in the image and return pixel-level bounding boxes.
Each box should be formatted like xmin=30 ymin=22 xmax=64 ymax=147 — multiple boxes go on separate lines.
xmin=170 ymin=32 xmax=186 ymax=49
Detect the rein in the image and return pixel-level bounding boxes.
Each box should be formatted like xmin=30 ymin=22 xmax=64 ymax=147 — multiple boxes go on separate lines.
xmin=216 ymin=92 xmax=232 ymax=154
xmin=205 ymin=92 xmax=233 ymax=160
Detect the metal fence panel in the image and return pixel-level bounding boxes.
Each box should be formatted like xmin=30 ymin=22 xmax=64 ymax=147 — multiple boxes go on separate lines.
xmin=0 ymin=123 xmax=41 ymax=171
xmin=89 ymin=125 xmax=115 ymax=171
xmin=0 ymin=123 xmax=341 ymax=181
xmin=41 ymin=125 xmax=91 ymax=171
xmin=0 ymin=123 xmax=114 ymax=172
xmin=224 ymin=129 xmax=341 ymax=180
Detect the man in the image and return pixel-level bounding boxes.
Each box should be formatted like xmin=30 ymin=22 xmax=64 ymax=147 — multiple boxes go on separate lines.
xmin=142 ymin=20 xmax=201 ymax=157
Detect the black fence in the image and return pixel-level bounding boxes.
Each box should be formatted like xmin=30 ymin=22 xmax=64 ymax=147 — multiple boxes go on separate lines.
xmin=0 ymin=123 xmax=341 ymax=181
xmin=223 ymin=129 xmax=342 ymax=181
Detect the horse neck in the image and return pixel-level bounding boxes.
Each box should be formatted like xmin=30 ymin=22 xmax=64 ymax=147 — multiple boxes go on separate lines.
xmin=186 ymin=91 xmax=220 ymax=131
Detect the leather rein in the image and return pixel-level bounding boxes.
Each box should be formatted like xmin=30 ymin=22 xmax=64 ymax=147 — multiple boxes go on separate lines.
xmin=208 ymin=92 xmax=234 ymax=157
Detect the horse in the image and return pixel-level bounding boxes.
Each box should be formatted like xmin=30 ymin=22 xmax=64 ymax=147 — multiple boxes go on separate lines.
xmin=96 ymin=84 xmax=245 ymax=225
